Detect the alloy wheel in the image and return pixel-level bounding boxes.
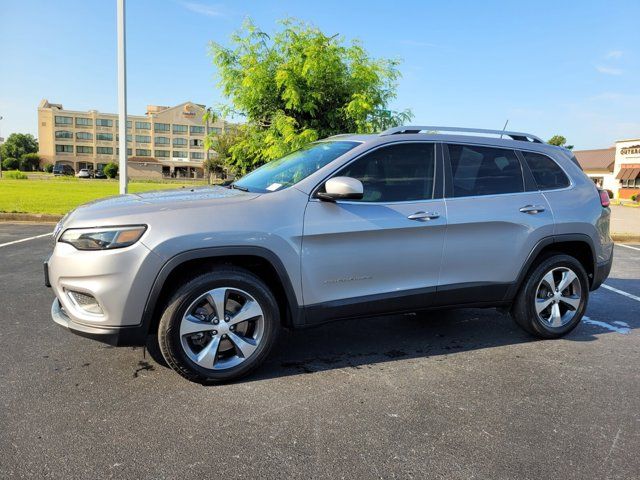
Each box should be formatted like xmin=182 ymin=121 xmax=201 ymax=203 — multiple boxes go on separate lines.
xmin=179 ymin=287 xmax=265 ymax=370
xmin=534 ymin=267 xmax=583 ymax=328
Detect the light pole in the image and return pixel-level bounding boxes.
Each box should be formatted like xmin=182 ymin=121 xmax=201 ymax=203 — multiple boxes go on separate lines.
xmin=117 ymin=0 xmax=128 ymax=194
xmin=0 ymin=115 xmax=4 ymax=179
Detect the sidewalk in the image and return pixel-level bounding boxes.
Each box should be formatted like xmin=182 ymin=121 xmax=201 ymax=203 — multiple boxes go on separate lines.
xmin=609 ymin=205 xmax=640 ymax=241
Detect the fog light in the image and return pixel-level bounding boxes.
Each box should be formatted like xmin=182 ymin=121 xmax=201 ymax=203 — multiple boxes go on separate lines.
xmin=67 ymin=290 xmax=104 ymax=315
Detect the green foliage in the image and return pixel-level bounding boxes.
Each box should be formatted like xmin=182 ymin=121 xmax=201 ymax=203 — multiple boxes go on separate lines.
xmin=632 ymin=194 xmax=638 ymax=202
xmin=547 ymin=135 xmax=574 ymax=150
xmin=44 ymin=163 xmax=54 ymax=173
xmin=4 ymin=170 xmax=28 ymax=179
xmin=2 ymin=157 xmax=20 ymax=170
xmin=208 ymin=18 xmax=411 ymax=173
xmin=103 ymin=162 xmax=118 ymax=179
xmin=19 ymin=152 xmax=41 ymax=171
xmin=0 ymin=133 xmax=38 ymax=161
xmin=203 ymin=127 xmax=242 ymax=178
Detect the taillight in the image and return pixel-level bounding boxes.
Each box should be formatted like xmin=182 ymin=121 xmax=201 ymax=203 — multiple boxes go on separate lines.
xmin=599 ymin=190 xmax=610 ymax=208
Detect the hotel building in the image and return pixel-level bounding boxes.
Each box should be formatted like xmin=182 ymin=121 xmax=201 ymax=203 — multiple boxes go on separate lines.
xmin=37 ymin=100 xmax=230 ymax=179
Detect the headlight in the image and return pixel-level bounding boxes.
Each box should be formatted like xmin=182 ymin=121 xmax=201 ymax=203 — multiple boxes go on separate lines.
xmin=59 ymin=225 xmax=147 ymax=250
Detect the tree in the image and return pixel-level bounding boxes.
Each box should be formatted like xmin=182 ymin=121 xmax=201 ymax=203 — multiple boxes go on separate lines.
xmin=208 ymin=18 xmax=412 ymax=173
xmin=19 ymin=153 xmax=41 ymax=171
xmin=547 ymin=135 xmax=574 ymax=150
xmin=0 ymin=133 xmax=38 ymax=161
xmin=2 ymin=157 xmax=19 ymax=170
xmin=203 ymin=127 xmax=241 ymax=181
xmin=103 ymin=162 xmax=118 ymax=179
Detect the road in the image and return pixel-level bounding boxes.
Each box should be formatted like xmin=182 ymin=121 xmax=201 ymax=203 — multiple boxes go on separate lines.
xmin=1 ymin=223 xmax=639 ymax=479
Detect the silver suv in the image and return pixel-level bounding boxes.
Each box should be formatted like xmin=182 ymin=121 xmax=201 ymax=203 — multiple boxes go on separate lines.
xmin=46 ymin=126 xmax=613 ymax=383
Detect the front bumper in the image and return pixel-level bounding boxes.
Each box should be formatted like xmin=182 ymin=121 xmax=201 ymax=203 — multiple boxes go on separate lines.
xmin=51 ymin=298 xmax=146 ymax=346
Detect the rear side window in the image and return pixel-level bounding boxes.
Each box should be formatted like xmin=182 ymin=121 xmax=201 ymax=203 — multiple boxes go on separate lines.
xmin=521 ymin=151 xmax=570 ymax=190
xmin=447 ymin=144 xmax=524 ymax=197
xmin=335 ymin=143 xmax=435 ymax=202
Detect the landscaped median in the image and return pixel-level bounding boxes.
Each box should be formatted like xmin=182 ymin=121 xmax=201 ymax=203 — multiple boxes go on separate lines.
xmin=0 ymin=175 xmax=207 ymax=220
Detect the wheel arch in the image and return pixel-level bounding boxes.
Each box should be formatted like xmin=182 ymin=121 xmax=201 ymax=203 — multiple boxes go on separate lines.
xmin=507 ymin=234 xmax=597 ymax=301
xmin=141 ymin=247 xmax=303 ymax=338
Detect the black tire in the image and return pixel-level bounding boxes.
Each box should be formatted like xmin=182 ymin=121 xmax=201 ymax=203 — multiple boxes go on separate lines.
xmin=511 ymin=254 xmax=589 ymax=339
xmin=158 ymin=266 xmax=280 ymax=383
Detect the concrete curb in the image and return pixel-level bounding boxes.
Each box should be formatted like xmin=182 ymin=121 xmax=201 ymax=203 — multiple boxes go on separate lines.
xmin=611 ymin=233 xmax=640 ymax=243
xmin=0 ymin=212 xmax=62 ymax=223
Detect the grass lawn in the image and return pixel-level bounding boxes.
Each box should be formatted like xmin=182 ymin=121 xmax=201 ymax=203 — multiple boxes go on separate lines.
xmin=0 ymin=175 xmax=207 ymax=215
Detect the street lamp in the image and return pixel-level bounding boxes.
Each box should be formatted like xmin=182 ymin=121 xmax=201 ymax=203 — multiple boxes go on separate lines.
xmin=0 ymin=115 xmax=4 ymax=179
xmin=117 ymin=0 xmax=128 ymax=194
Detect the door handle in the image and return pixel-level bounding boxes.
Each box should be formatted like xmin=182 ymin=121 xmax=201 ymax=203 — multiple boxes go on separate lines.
xmin=519 ymin=205 xmax=545 ymax=214
xmin=407 ymin=211 xmax=440 ymax=221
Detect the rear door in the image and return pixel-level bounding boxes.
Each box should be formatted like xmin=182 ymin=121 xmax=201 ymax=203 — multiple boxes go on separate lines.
xmin=301 ymin=142 xmax=446 ymax=323
xmin=438 ymin=143 xmax=554 ymax=305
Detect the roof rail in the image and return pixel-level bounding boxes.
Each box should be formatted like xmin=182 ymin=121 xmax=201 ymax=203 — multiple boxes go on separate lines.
xmin=379 ymin=125 xmax=544 ymax=144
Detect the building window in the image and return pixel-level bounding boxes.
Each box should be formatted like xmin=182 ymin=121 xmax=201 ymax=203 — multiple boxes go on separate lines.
xmin=191 ymin=152 xmax=204 ymax=160
xmin=173 ymin=124 xmax=188 ymax=134
xmin=55 ymin=130 xmax=73 ymax=139
xmin=116 ymin=148 xmax=133 ymax=155
xmin=190 ymin=125 xmax=205 ymax=135
xmin=116 ymin=120 xmax=132 ymax=129
xmin=210 ymin=127 xmax=222 ymax=134
xmin=96 ymin=118 xmax=113 ymax=127
xmin=96 ymin=133 xmax=113 ymax=141
xmin=55 ymin=144 xmax=73 ymax=153
xmin=136 ymin=149 xmax=151 ymax=156
xmin=154 ymin=123 xmax=170 ymax=132
xmin=97 ymin=146 xmax=113 ymax=155
xmin=173 ymin=151 xmax=188 ymax=159
xmin=173 ymin=137 xmax=187 ymax=146
xmin=75 ymin=117 xmax=93 ymax=127
xmin=116 ymin=134 xmax=132 ymax=142
xmin=55 ymin=116 xmax=73 ymax=126
xmin=155 ymin=150 xmax=170 ymax=158
xmin=190 ymin=138 xmax=204 ymax=147
xmin=135 ymin=121 xmax=151 ymax=130
xmin=155 ymin=136 xmax=170 ymax=145
xmin=77 ymin=146 xmax=93 ymax=154
xmin=76 ymin=132 xmax=93 ymax=140
xmin=135 ymin=135 xmax=151 ymax=143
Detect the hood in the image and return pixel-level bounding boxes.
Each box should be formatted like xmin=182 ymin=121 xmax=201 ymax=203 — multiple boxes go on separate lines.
xmin=64 ymin=186 xmax=261 ymax=226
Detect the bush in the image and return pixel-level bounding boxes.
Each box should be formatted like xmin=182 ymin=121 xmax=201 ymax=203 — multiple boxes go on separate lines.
xmin=20 ymin=153 xmax=41 ymax=171
xmin=2 ymin=157 xmax=20 ymax=170
xmin=632 ymin=194 xmax=638 ymax=202
xmin=103 ymin=162 xmax=118 ymax=179
xmin=4 ymin=170 xmax=28 ymax=179
xmin=44 ymin=163 xmax=54 ymax=173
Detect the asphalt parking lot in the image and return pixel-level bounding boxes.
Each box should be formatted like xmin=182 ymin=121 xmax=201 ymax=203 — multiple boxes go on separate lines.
xmin=1 ymin=223 xmax=639 ymax=479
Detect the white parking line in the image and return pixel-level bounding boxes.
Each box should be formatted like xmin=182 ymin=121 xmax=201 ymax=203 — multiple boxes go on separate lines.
xmin=0 ymin=232 xmax=52 ymax=248
xmin=617 ymin=243 xmax=640 ymax=252
xmin=601 ymin=284 xmax=640 ymax=303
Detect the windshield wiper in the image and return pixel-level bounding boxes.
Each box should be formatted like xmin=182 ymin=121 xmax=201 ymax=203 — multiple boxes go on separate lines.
xmin=229 ymin=183 xmax=249 ymax=192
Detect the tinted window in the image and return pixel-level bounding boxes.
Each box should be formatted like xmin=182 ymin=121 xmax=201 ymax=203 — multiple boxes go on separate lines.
xmin=335 ymin=143 xmax=435 ymax=202
xmin=448 ymin=144 xmax=523 ymax=197
xmin=521 ymin=151 xmax=570 ymax=190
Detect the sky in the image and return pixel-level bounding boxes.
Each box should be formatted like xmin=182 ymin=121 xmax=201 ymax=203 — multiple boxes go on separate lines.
xmin=0 ymin=0 xmax=639 ymax=150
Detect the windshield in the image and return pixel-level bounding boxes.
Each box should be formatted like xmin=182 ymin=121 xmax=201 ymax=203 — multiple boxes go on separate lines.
xmin=233 ymin=141 xmax=359 ymax=193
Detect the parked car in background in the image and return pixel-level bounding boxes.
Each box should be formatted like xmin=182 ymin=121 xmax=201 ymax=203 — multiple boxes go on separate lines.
xmin=76 ymin=169 xmax=93 ymax=179
xmin=52 ymin=164 xmax=75 ymax=176
xmin=46 ymin=125 xmax=613 ymax=384
xmin=94 ymin=170 xmax=107 ymax=179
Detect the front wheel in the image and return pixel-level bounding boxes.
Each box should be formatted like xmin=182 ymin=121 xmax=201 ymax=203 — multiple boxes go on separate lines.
xmin=158 ymin=267 xmax=280 ymax=383
xmin=511 ymin=254 xmax=589 ymax=338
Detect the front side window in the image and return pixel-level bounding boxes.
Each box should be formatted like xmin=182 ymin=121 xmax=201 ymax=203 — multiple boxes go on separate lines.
xmin=332 ymin=143 xmax=435 ymax=202
xmin=448 ymin=144 xmax=523 ymax=197
xmin=234 ymin=141 xmax=359 ymax=193
xmin=520 ymin=151 xmax=570 ymax=190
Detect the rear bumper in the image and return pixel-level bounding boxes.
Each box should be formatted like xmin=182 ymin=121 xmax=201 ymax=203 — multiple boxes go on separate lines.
xmin=51 ymin=298 xmax=146 ymax=346
xmin=591 ymin=252 xmax=613 ymax=291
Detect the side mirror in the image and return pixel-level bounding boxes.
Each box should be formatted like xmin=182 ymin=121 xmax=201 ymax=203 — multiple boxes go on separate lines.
xmin=317 ymin=176 xmax=364 ymax=202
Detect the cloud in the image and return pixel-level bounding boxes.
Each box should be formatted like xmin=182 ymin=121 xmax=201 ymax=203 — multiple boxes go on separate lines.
xmin=606 ymin=50 xmax=623 ymax=59
xmin=595 ymin=65 xmax=623 ymax=75
xmin=400 ymin=40 xmax=437 ymax=48
xmin=181 ymin=2 xmax=227 ymax=17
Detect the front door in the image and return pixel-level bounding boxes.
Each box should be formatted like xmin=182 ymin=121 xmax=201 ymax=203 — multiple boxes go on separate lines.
xmin=301 ymin=142 xmax=446 ymax=324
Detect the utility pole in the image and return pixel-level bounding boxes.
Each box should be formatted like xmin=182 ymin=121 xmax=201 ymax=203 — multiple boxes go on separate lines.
xmin=0 ymin=115 xmax=4 ymax=179
xmin=117 ymin=0 xmax=128 ymax=194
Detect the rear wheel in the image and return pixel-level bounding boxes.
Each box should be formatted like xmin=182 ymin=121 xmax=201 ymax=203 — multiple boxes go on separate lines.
xmin=511 ymin=254 xmax=588 ymax=338
xmin=158 ymin=267 xmax=280 ymax=383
